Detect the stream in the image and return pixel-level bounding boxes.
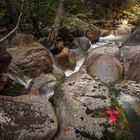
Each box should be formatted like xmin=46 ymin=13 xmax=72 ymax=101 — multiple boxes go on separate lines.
xmin=7 ymin=24 xmax=140 ymax=140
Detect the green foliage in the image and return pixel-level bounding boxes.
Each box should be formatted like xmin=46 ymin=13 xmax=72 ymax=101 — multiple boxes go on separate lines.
xmin=122 ymin=3 xmax=140 ymax=25
xmin=0 ymin=5 xmax=6 ymax=21
xmin=21 ymin=0 xmax=58 ymax=25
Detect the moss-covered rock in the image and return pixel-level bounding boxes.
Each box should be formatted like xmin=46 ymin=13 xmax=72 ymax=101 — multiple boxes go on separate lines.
xmin=53 ymin=67 xmax=132 ymax=140
xmin=1 ymin=78 xmax=25 ymax=96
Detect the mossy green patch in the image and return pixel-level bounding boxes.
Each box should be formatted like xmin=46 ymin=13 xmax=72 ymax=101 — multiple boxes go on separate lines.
xmin=111 ymin=98 xmax=133 ymax=140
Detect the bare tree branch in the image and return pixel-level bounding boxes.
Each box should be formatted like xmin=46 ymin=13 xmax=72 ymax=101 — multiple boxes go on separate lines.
xmin=0 ymin=0 xmax=24 ymax=43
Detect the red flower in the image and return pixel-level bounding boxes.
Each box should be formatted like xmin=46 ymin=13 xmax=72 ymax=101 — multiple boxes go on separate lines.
xmin=106 ymin=110 xmax=119 ymax=122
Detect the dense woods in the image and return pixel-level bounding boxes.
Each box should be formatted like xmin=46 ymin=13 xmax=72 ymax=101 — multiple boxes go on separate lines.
xmin=0 ymin=0 xmax=140 ymax=39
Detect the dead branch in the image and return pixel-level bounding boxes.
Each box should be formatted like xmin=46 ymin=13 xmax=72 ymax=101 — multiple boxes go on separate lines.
xmin=0 ymin=0 xmax=24 ymax=43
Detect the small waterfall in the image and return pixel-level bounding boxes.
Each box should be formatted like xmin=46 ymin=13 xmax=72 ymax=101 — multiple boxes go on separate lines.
xmin=65 ymin=56 xmax=86 ymax=77
xmin=7 ymin=73 xmax=32 ymax=89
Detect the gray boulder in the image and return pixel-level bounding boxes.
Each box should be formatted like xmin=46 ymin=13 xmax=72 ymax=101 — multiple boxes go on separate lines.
xmin=0 ymin=95 xmax=58 ymax=140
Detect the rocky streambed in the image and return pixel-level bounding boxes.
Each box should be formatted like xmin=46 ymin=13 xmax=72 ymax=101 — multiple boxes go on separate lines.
xmin=0 ymin=24 xmax=140 ymax=140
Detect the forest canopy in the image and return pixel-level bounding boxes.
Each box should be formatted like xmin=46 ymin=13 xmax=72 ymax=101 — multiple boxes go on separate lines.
xmin=0 ymin=0 xmax=140 ymax=38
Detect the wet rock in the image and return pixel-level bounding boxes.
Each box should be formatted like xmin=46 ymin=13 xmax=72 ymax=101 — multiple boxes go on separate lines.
xmin=77 ymin=37 xmax=90 ymax=52
xmin=31 ymin=74 xmax=59 ymax=99
xmin=53 ymin=66 xmax=65 ymax=81
xmin=86 ymin=27 xmax=101 ymax=44
xmin=0 ymin=95 xmax=58 ymax=140
xmin=53 ymin=68 xmax=131 ymax=140
xmin=123 ymin=27 xmax=140 ymax=46
xmin=86 ymin=54 xmax=123 ymax=83
xmin=121 ymin=45 xmax=140 ymax=82
xmin=54 ymin=48 xmax=76 ymax=70
xmin=8 ymin=44 xmax=53 ymax=78
xmin=10 ymin=33 xmax=35 ymax=47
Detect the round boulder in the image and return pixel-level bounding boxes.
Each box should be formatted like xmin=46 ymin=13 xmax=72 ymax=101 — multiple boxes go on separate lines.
xmin=0 ymin=95 xmax=58 ymax=140
xmin=86 ymin=54 xmax=123 ymax=83
xmin=8 ymin=44 xmax=53 ymax=78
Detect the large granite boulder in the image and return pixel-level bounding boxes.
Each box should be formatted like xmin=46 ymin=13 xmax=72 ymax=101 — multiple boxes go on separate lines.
xmin=85 ymin=46 xmax=123 ymax=83
xmin=0 ymin=95 xmax=58 ymax=140
xmin=8 ymin=44 xmax=53 ymax=78
xmin=53 ymin=68 xmax=131 ymax=140
xmin=121 ymin=45 xmax=140 ymax=82
xmin=86 ymin=54 xmax=123 ymax=83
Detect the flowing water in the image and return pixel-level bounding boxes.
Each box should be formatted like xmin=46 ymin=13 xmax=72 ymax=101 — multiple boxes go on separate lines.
xmin=117 ymin=93 xmax=140 ymax=140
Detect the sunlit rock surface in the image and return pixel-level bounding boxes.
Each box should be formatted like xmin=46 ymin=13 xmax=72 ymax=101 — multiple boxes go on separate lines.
xmin=8 ymin=44 xmax=53 ymax=78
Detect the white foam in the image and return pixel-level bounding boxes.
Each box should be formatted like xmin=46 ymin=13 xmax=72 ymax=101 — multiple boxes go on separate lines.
xmin=117 ymin=93 xmax=136 ymax=104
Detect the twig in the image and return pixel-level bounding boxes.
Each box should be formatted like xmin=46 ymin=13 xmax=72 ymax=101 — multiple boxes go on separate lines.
xmin=0 ymin=0 xmax=24 ymax=43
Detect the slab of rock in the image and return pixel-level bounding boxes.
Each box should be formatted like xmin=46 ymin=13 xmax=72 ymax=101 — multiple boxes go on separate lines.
xmin=53 ymin=68 xmax=131 ymax=140
xmin=0 ymin=95 xmax=58 ymax=140
xmin=86 ymin=53 xmax=123 ymax=83
xmin=8 ymin=44 xmax=53 ymax=78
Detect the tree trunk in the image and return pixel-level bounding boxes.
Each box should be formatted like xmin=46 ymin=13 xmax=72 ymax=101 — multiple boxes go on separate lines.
xmin=45 ymin=0 xmax=65 ymax=51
